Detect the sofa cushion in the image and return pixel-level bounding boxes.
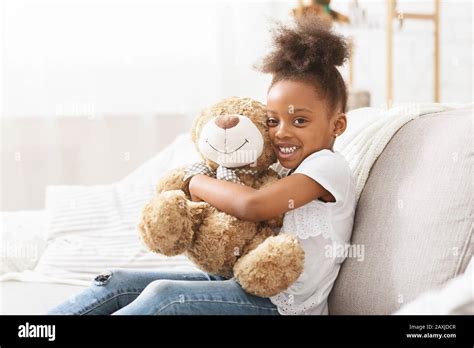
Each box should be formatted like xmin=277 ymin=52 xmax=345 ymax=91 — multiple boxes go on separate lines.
xmin=328 ymin=106 xmax=473 ymax=314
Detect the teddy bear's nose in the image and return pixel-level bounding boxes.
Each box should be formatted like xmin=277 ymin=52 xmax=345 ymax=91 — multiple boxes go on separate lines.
xmin=214 ymin=115 xmax=240 ymax=129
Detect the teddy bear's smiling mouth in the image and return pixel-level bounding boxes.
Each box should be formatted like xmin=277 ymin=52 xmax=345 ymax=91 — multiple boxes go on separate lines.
xmin=206 ymin=138 xmax=249 ymax=154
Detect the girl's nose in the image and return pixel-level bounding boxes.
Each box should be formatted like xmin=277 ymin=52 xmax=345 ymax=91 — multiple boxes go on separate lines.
xmin=274 ymin=122 xmax=291 ymax=139
xmin=214 ymin=115 xmax=240 ymax=129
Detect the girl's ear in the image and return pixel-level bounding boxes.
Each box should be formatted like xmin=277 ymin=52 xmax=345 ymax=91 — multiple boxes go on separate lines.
xmin=333 ymin=112 xmax=347 ymax=137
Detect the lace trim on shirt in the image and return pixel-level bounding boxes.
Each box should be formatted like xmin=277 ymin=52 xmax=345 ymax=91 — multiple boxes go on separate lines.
xmin=281 ymin=201 xmax=334 ymax=241
xmin=269 ymin=162 xmax=291 ymax=178
xmin=270 ymin=292 xmax=323 ymax=315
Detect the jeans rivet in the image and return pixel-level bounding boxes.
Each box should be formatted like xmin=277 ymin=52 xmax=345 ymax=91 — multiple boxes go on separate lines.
xmin=93 ymin=270 xmax=113 ymax=286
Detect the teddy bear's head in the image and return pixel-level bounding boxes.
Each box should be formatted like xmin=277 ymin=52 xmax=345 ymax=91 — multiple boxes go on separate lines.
xmin=190 ymin=97 xmax=276 ymax=173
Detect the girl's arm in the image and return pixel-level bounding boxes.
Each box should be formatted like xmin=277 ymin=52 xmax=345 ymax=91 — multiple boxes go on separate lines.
xmin=189 ymin=173 xmax=333 ymax=222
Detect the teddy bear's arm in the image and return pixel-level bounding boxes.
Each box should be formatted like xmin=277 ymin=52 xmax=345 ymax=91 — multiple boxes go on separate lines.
xmin=155 ymin=166 xmax=189 ymax=195
xmin=253 ymin=168 xmax=280 ymax=189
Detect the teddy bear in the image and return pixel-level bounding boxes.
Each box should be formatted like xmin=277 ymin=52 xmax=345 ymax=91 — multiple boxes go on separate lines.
xmin=138 ymin=97 xmax=304 ymax=297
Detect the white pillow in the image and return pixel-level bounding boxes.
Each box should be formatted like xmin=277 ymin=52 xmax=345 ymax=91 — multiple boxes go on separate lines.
xmin=31 ymin=133 xmax=202 ymax=285
xmin=394 ymin=257 xmax=474 ymax=315
xmin=44 ymin=133 xmax=200 ymax=240
xmin=0 ymin=210 xmax=48 ymax=274
xmin=334 ymin=106 xmax=383 ymax=152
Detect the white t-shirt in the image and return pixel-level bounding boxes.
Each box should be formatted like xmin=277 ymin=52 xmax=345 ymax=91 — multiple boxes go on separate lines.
xmin=270 ymin=149 xmax=356 ymax=315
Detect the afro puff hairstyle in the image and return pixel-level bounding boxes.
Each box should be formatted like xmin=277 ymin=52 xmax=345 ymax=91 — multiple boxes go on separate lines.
xmin=257 ymin=14 xmax=350 ymax=115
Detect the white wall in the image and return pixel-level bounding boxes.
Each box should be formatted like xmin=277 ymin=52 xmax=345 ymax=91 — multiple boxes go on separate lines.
xmin=1 ymin=0 xmax=284 ymax=119
xmin=2 ymin=0 xmax=472 ymax=119
xmin=332 ymin=0 xmax=473 ymax=106
xmin=0 ymin=114 xmax=190 ymax=210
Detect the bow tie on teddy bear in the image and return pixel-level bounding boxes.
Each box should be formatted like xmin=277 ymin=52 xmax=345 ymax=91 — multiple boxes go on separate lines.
xmin=183 ymin=162 xmax=258 ymax=185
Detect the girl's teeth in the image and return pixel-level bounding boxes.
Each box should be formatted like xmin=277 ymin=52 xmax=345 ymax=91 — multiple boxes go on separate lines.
xmin=279 ymin=146 xmax=297 ymax=153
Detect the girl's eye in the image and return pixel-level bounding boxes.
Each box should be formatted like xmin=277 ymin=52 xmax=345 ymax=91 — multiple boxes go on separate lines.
xmin=266 ymin=118 xmax=279 ymax=127
xmin=293 ymin=118 xmax=307 ymax=126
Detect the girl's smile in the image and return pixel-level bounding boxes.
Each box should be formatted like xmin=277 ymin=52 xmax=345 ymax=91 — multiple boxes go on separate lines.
xmin=274 ymin=142 xmax=301 ymax=161
xmin=266 ymin=79 xmax=346 ymax=169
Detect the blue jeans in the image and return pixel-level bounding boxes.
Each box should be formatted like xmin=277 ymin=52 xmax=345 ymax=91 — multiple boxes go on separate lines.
xmin=47 ymin=269 xmax=279 ymax=315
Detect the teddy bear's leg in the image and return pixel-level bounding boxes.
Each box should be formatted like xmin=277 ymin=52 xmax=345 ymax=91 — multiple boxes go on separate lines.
xmin=233 ymin=232 xmax=305 ymax=298
xmin=138 ymin=190 xmax=208 ymax=256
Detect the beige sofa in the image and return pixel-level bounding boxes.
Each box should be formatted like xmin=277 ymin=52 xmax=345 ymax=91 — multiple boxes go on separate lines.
xmin=0 ymin=106 xmax=472 ymax=315
xmin=329 ymin=106 xmax=472 ymax=314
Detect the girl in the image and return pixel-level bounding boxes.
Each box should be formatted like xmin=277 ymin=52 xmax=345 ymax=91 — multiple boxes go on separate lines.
xmin=48 ymin=15 xmax=355 ymax=316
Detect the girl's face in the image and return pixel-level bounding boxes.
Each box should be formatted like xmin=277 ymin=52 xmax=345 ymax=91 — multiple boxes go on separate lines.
xmin=266 ymin=79 xmax=346 ymax=169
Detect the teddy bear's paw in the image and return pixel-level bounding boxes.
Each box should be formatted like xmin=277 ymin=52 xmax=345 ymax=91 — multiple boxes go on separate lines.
xmin=138 ymin=191 xmax=196 ymax=256
xmin=233 ymin=234 xmax=305 ymax=297
xmin=155 ymin=167 xmax=188 ymax=194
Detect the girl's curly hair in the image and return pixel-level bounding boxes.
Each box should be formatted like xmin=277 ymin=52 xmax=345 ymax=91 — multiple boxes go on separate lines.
xmin=256 ymin=14 xmax=350 ymax=114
